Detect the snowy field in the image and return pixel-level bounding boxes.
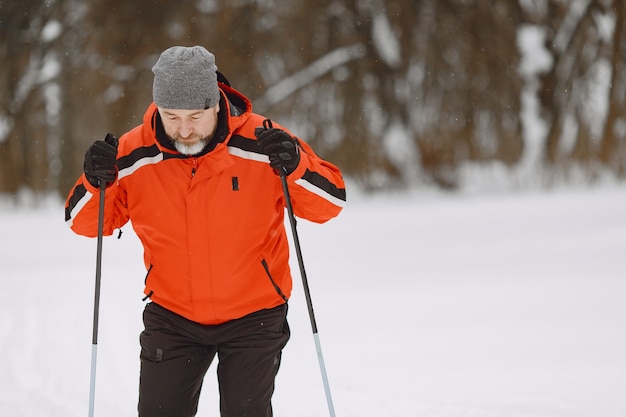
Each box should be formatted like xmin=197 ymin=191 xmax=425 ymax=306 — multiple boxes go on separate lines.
xmin=1 ymin=184 xmax=625 ymax=417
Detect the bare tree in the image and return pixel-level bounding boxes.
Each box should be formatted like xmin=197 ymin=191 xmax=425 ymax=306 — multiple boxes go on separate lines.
xmin=0 ymin=0 xmax=56 ymax=196
xmin=599 ymin=0 xmax=626 ymax=172
xmin=539 ymin=0 xmax=623 ymax=172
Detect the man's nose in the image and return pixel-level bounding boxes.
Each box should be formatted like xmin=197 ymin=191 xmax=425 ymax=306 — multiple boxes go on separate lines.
xmin=179 ymin=121 xmax=193 ymax=137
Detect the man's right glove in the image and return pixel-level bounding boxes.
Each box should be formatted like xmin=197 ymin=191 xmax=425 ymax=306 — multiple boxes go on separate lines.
xmin=83 ymin=133 xmax=119 ymax=187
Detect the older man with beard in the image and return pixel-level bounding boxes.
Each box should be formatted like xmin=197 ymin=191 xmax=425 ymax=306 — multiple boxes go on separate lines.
xmin=65 ymin=45 xmax=346 ymax=417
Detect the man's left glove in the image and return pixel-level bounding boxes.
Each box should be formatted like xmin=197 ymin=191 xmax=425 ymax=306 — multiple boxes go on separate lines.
xmin=83 ymin=133 xmax=119 ymax=187
xmin=255 ymin=127 xmax=301 ymax=176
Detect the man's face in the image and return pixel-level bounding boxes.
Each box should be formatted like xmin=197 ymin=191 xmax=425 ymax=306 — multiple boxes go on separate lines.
xmin=158 ymin=104 xmax=220 ymax=155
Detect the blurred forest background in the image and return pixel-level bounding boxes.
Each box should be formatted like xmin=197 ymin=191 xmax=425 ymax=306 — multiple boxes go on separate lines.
xmin=0 ymin=0 xmax=625 ymax=200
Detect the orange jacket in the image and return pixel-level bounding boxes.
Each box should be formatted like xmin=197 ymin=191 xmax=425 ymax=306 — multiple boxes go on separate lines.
xmin=65 ymin=82 xmax=346 ymax=325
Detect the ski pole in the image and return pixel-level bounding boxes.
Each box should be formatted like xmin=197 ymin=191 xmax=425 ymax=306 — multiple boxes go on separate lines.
xmin=279 ymin=169 xmax=337 ymax=417
xmin=88 ymin=180 xmax=107 ymax=417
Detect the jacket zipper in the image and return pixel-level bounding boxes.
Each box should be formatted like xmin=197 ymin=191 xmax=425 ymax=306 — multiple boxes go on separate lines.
xmin=191 ymin=159 xmax=197 ymax=177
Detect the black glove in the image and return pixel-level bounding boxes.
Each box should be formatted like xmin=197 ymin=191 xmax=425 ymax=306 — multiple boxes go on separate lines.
xmin=255 ymin=126 xmax=300 ymax=176
xmin=83 ymin=133 xmax=119 ymax=187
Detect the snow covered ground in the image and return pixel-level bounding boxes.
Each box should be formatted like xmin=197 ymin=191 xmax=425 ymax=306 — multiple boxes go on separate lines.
xmin=1 ymin=184 xmax=625 ymax=417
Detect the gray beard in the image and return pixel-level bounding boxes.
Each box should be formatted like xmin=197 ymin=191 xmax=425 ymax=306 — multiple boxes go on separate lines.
xmin=171 ymin=137 xmax=209 ymax=156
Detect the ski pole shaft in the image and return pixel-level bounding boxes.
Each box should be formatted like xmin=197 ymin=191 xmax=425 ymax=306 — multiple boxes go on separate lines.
xmin=280 ymin=170 xmax=336 ymax=417
xmin=88 ymin=181 xmax=106 ymax=417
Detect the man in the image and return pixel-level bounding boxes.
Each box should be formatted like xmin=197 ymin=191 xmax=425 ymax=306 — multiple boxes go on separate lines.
xmin=65 ymin=45 xmax=346 ymax=417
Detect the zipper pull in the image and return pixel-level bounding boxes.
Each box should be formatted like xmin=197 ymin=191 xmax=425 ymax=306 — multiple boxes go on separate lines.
xmin=191 ymin=159 xmax=197 ymax=177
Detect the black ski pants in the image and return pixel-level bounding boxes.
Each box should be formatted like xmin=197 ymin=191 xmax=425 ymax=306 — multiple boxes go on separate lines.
xmin=138 ymin=302 xmax=290 ymax=417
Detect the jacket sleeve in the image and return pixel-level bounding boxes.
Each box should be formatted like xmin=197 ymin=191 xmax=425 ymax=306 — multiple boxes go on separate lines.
xmin=64 ymin=174 xmax=130 ymax=237
xmin=285 ymin=138 xmax=346 ymax=224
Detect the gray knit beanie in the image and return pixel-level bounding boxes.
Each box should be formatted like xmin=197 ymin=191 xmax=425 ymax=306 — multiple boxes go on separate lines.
xmin=152 ymin=46 xmax=220 ymax=110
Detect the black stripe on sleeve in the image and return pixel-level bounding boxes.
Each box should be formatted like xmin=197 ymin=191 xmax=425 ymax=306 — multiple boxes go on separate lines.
xmin=65 ymin=183 xmax=88 ymax=221
xmin=117 ymin=144 xmax=162 ymax=171
xmin=302 ymin=169 xmax=346 ymax=202
xmin=228 ymin=134 xmax=262 ymax=154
